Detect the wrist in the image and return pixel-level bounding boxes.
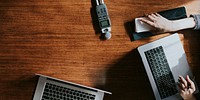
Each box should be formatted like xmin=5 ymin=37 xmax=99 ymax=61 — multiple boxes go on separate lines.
xmin=188 ymin=17 xmax=196 ymax=29
xmin=184 ymin=95 xmax=196 ymax=100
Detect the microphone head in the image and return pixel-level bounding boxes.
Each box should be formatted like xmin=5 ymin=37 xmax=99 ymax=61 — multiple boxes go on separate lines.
xmin=104 ymin=31 xmax=111 ymax=40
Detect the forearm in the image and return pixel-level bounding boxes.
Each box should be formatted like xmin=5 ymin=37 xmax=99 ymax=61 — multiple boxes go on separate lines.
xmin=184 ymin=96 xmax=196 ymax=100
xmin=171 ymin=17 xmax=196 ymax=32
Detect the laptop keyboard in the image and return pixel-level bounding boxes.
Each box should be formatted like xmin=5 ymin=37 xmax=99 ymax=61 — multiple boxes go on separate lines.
xmin=145 ymin=46 xmax=178 ymax=99
xmin=41 ymin=83 xmax=96 ymax=100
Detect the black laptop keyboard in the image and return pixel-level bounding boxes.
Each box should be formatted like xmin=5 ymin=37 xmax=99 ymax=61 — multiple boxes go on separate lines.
xmin=145 ymin=46 xmax=178 ymax=99
xmin=41 ymin=83 xmax=96 ymax=100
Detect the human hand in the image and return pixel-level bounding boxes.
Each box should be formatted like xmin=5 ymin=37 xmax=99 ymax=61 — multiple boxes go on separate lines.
xmin=139 ymin=13 xmax=175 ymax=33
xmin=178 ymin=75 xmax=196 ymax=100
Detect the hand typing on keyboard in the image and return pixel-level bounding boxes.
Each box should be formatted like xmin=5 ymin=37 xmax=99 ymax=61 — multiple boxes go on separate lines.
xmin=178 ymin=75 xmax=196 ymax=100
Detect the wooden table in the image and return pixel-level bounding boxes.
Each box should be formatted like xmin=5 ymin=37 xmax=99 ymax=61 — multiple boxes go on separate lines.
xmin=0 ymin=0 xmax=200 ymax=99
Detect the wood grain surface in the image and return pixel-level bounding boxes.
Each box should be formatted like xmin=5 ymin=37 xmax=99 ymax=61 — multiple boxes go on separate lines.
xmin=0 ymin=0 xmax=200 ymax=100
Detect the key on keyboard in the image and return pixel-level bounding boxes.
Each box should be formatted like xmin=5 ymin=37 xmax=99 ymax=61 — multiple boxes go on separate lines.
xmin=145 ymin=46 xmax=178 ymax=99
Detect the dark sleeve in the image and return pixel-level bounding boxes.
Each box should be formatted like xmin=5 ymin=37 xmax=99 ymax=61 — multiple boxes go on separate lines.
xmin=194 ymin=83 xmax=200 ymax=99
xmin=194 ymin=92 xmax=200 ymax=100
xmin=190 ymin=14 xmax=200 ymax=30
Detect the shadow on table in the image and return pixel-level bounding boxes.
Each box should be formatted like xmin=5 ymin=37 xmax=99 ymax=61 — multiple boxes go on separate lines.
xmin=96 ymin=49 xmax=155 ymax=100
xmin=90 ymin=0 xmax=102 ymax=37
xmin=1 ymin=74 xmax=38 ymax=99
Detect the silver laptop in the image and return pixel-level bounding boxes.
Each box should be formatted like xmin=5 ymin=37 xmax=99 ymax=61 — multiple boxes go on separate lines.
xmin=138 ymin=33 xmax=198 ymax=100
xmin=33 ymin=74 xmax=111 ymax=100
